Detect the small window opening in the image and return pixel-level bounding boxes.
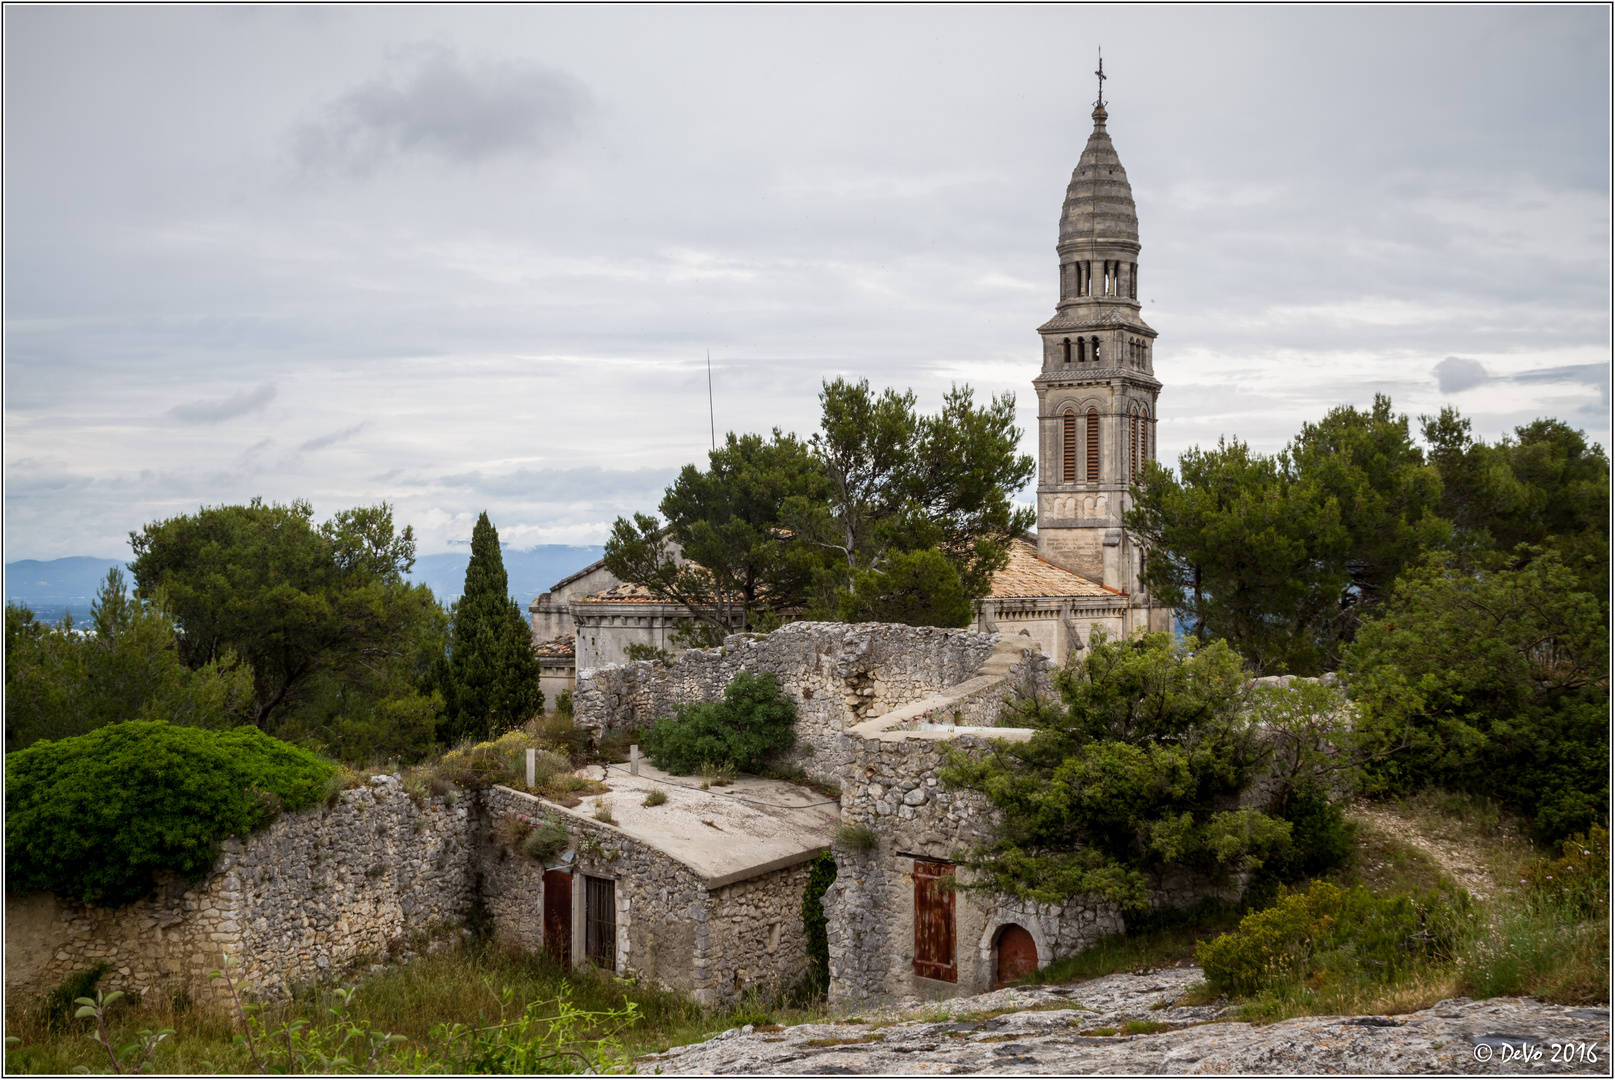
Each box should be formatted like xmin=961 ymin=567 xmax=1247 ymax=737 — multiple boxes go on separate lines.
xmin=1062 ymin=337 xmax=1071 ymax=364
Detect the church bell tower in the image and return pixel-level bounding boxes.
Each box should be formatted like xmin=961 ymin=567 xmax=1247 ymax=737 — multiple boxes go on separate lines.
xmin=1033 ymin=62 xmax=1163 ymax=619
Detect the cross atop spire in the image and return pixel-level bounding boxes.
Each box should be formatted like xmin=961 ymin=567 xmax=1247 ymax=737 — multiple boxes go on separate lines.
xmin=1094 ymin=48 xmax=1106 ymax=109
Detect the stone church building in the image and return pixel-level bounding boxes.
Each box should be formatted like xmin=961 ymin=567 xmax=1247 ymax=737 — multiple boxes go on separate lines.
xmin=972 ymin=95 xmax=1172 ymax=652
xmin=533 ymin=94 xmax=1171 ymax=679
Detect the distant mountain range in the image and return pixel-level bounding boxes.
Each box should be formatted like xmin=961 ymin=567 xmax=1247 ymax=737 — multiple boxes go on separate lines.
xmin=3 ymin=546 xmax=605 ymax=625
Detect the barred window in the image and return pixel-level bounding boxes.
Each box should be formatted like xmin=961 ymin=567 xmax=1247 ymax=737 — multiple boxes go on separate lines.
xmin=585 ymin=876 xmax=616 ymax=971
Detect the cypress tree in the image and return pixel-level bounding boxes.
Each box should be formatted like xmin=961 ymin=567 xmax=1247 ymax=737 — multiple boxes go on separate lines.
xmin=441 ymin=512 xmax=543 ymax=743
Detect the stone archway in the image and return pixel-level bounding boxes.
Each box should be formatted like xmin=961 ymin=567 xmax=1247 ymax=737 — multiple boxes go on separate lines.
xmin=979 ymin=913 xmax=1049 ymax=988
xmin=993 ymin=923 xmax=1038 ymax=986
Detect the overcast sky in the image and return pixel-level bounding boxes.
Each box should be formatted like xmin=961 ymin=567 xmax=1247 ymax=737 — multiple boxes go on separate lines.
xmin=5 ymin=5 xmax=1610 ymax=562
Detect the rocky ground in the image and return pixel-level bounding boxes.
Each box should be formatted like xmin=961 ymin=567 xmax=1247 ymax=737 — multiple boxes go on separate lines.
xmin=639 ymin=967 xmax=1610 ymax=1075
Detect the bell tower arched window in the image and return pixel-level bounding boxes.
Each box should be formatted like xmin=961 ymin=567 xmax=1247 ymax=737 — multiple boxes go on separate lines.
xmin=1130 ymin=407 xmax=1140 ymax=477
xmin=1085 ymin=408 xmax=1100 ymax=482
xmin=1062 ymin=337 xmax=1071 ymax=364
xmin=1062 ymin=410 xmax=1077 ymax=482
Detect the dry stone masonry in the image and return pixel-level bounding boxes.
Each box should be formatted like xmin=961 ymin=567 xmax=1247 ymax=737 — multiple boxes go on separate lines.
xmin=573 ymin=622 xmax=998 ymax=772
xmin=4 ymin=777 xmax=476 ymax=1007
xmin=480 ymin=783 xmax=821 ymax=1007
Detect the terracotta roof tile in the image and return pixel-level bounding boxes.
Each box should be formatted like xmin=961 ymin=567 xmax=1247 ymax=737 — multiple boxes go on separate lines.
xmin=987 ymin=539 xmax=1124 ymax=598
xmin=574 ymin=581 xmax=668 ymax=604
xmin=534 ymin=633 xmax=575 ymax=658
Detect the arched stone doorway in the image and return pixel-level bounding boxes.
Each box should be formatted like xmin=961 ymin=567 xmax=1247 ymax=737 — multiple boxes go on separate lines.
xmin=994 ymin=923 xmax=1038 ymax=986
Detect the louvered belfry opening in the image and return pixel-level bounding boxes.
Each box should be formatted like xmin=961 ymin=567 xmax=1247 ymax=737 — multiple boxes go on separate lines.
xmin=1086 ymin=408 xmax=1100 ymax=482
xmin=1130 ymin=409 xmax=1140 ymax=477
xmin=585 ymin=876 xmax=615 ymax=971
xmin=1062 ymin=410 xmax=1077 ymax=482
xmin=912 ymin=861 xmax=957 ymax=982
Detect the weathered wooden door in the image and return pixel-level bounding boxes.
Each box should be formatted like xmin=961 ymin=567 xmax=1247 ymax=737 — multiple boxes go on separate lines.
xmin=995 ymin=924 xmax=1038 ymax=986
xmin=912 ymin=861 xmax=957 ymax=982
xmin=542 ymin=869 xmax=572 ymax=970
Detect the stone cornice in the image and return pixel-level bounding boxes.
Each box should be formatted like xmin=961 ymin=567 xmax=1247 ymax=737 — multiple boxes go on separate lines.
xmin=1034 ymin=368 xmax=1162 ymax=391
xmin=1038 ymin=306 xmax=1157 ymax=337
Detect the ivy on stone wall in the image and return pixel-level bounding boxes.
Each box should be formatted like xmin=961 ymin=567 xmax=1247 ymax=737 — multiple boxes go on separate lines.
xmin=799 ymin=851 xmax=837 ymax=997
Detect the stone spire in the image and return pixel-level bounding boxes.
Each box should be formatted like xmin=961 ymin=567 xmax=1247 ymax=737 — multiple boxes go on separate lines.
xmin=1030 ymin=89 xmax=1165 ymax=630
xmin=1058 ymin=105 xmax=1139 ymax=254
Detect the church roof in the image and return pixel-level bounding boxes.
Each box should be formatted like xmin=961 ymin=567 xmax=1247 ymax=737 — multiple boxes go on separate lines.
xmin=574 ymin=581 xmax=666 ymax=604
xmin=987 ymin=539 xmax=1123 ymax=599
xmin=1060 ymin=105 xmax=1138 ymax=248
xmin=534 ymin=633 xmax=575 ymax=658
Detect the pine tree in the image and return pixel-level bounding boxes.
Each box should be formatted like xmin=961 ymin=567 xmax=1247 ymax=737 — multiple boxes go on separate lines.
xmin=441 ymin=513 xmax=543 ymax=743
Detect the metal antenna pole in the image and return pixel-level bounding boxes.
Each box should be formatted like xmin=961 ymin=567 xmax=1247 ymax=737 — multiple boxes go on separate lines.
xmin=707 ymin=349 xmax=716 ymax=452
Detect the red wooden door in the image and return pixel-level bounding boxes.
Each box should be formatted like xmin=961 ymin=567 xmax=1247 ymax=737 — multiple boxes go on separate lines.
xmin=912 ymin=861 xmax=957 ymax=982
xmin=542 ymin=869 xmax=572 ymax=970
xmin=996 ymin=924 xmax=1038 ymax=985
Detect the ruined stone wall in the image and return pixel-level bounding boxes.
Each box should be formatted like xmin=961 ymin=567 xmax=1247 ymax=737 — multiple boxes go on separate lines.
xmin=479 ymin=786 xmax=815 ymax=1009
xmin=703 ymin=861 xmax=816 ymax=1006
xmin=573 ymin=622 xmax=999 ymax=772
xmin=823 ymin=733 xmax=1122 ymax=1007
xmin=4 ymin=777 xmax=478 ymax=1007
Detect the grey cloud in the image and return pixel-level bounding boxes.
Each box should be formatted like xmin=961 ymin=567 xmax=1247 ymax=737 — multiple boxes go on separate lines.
xmin=165 ymin=382 xmax=277 ymax=424
xmin=293 ymin=49 xmax=591 ymax=176
xmin=1434 ymin=356 xmax=1491 ymax=394
xmin=1433 ymin=357 xmax=1609 ymax=401
xmin=434 ymin=465 xmax=675 ymax=503
xmin=296 ymin=422 xmax=369 ymax=455
xmin=1509 ymin=363 xmax=1609 ymax=388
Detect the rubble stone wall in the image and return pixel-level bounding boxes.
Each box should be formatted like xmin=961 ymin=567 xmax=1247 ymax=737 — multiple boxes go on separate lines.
xmin=479 ymin=786 xmax=817 ymax=1009
xmin=572 ymin=623 xmax=1000 ymax=773
xmin=823 ymin=732 xmax=1124 ymax=1006
xmin=4 ymin=778 xmax=478 ymax=1007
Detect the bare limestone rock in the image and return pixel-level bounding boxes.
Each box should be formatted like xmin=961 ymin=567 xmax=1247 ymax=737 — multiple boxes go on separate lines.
xmin=640 ymin=967 xmax=1611 ymax=1074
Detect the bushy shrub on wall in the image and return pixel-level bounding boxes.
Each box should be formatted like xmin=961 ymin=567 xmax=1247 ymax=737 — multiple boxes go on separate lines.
xmin=643 ymin=669 xmax=797 ymax=774
xmin=5 ymin=721 xmax=336 ymax=906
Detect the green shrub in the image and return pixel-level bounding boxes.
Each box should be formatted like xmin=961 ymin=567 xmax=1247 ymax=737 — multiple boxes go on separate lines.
xmin=1196 ymin=881 xmax=1466 ymax=997
xmin=1522 ymin=825 xmax=1609 ymax=920
xmin=554 ymin=689 xmax=574 ymax=719
xmin=5 ymin=721 xmax=337 ymax=906
xmin=1345 ymin=552 xmax=1608 ymax=843
xmin=642 ymin=670 xmax=796 ymax=774
xmin=641 ymin=789 xmax=668 ymax=808
xmin=944 ymin=633 xmax=1290 ymax=913
xmin=1268 ymin=788 xmax=1356 ymax=881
